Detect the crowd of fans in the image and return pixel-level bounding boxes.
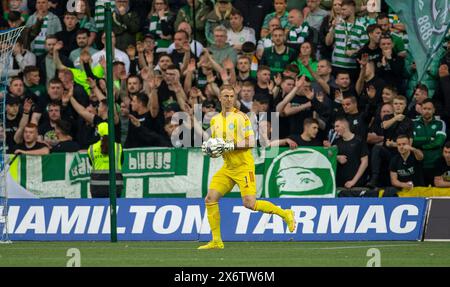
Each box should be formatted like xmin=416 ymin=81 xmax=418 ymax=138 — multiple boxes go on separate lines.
xmin=1 ymin=0 xmax=450 ymax=194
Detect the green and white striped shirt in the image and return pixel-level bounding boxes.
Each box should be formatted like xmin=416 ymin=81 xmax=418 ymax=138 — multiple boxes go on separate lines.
xmin=26 ymin=12 xmax=62 ymax=56
xmin=95 ymin=0 xmax=116 ymax=31
xmin=331 ymin=19 xmax=366 ymax=69
xmin=148 ymin=12 xmax=172 ymax=54
xmin=287 ymin=22 xmax=310 ymax=44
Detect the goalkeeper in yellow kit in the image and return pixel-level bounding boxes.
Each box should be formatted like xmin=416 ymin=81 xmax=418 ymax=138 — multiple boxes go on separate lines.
xmin=199 ymin=85 xmax=296 ymax=250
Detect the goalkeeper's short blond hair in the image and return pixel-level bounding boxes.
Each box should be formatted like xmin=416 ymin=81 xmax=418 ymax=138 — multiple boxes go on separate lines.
xmin=220 ymin=84 xmax=234 ymax=93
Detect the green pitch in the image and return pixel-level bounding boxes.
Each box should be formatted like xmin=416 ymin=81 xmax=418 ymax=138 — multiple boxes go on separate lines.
xmin=1 ymin=241 xmax=449 ymax=267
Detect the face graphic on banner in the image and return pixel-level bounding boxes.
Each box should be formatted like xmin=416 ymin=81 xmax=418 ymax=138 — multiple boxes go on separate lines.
xmin=276 ymin=162 xmax=324 ymax=192
xmin=266 ymin=149 xmax=335 ymax=197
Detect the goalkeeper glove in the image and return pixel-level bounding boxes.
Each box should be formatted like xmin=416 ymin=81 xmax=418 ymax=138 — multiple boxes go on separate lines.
xmin=223 ymin=140 xmax=235 ymax=152
xmin=201 ymin=138 xmax=234 ymax=157
xmin=202 ymin=138 xmax=225 ymax=158
xmin=201 ymin=141 xmax=208 ymax=156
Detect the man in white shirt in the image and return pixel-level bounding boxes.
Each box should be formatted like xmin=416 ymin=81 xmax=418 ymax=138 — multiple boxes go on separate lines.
xmin=227 ymin=9 xmax=256 ymax=52
xmin=9 ymin=40 xmax=36 ymax=77
xmin=91 ymin=31 xmax=130 ymax=74
xmin=166 ymin=22 xmax=204 ymax=58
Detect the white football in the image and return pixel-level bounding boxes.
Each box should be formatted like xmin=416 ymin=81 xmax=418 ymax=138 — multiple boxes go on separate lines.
xmin=204 ymin=138 xmax=225 ymax=158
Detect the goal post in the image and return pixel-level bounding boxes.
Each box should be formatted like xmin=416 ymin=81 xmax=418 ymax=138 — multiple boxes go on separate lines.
xmin=104 ymin=2 xmax=118 ymax=243
xmin=0 ymin=26 xmax=26 ymax=244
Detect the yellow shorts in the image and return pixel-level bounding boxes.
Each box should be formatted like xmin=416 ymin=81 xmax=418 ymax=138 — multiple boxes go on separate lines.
xmin=209 ymin=166 xmax=256 ymax=197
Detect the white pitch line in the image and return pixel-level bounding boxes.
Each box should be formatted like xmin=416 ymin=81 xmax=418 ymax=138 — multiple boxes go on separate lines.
xmin=0 ymin=243 xmax=421 ymax=251
xmin=309 ymin=244 xmax=420 ymax=250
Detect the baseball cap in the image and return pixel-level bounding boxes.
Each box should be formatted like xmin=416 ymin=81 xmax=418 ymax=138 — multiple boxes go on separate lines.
xmin=97 ymin=122 xmax=109 ymax=137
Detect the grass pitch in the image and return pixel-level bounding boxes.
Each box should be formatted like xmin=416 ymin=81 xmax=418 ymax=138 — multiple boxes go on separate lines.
xmin=0 ymin=241 xmax=449 ymax=267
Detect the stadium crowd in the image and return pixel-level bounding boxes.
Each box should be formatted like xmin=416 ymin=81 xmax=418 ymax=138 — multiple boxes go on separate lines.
xmin=1 ymin=0 xmax=450 ymax=194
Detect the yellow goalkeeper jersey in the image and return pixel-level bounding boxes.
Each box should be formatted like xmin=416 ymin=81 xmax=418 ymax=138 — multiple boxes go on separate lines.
xmin=210 ymin=108 xmax=255 ymax=169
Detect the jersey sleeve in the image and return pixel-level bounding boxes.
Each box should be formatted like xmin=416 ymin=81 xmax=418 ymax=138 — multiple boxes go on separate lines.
xmin=238 ymin=113 xmax=254 ymax=142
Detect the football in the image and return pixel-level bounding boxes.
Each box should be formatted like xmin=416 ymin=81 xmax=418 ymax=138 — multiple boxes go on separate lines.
xmin=202 ymin=138 xmax=225 ymax=158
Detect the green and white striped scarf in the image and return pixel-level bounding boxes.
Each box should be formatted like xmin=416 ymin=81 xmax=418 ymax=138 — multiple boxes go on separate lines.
xmin=149 ymin=12 xmax=172 ymax=53
xmin=31 ymin=16 xmax=48 ymax=56
xmin=287 ymin=22 xmax=310 ymax=44
xmin=95 ymin=0 xmax=116 ymax=31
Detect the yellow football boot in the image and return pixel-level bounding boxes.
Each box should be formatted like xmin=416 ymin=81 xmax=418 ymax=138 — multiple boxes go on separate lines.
xmin=284 ymin=209 xmax=296 ymax=233
xmin=197 ymin=240 xmax=225 ymax=250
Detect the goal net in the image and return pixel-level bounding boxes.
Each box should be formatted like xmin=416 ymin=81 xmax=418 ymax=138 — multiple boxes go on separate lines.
xmin=0 ymin=26 xmax=26 ymax=243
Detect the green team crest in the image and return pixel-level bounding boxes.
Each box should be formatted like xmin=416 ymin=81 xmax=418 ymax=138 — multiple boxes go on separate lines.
xmin=264 ymin=147 xmax=337 ymax=198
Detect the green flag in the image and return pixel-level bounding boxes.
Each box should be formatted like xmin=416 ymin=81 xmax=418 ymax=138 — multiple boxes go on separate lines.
xmin=41 ymin=153 xmax=66 ymax=182
xmin=385 ymin=0 xmax=450 ymax=81
xmin=69 ymin=153 xmax=91 ymax=183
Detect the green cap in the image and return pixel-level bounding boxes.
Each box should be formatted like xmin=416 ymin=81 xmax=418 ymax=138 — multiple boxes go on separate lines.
xmin=97 ymin=122 xmax=109 ymax=137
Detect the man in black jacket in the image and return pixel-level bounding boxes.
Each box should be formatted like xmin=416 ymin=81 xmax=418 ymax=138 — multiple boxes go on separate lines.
xmin=55 ymin=11 xmax=80 ymax=58
xmin=125 ymin=92 xmax=169 ymax=148
xmin=368 ymin=95 xmax=414 ymax=188
xmin=52 ymin=119 xmax=80 ymax=153
xmin=375 ymin=35 xmax=405 ymax=92
xmin=113 ymin=0 xmax=140 ymax=51
xmin=334 ymin=117 xmax=369 ymax=189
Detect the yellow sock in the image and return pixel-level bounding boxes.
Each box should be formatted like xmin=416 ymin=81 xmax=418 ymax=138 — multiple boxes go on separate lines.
xmin=206 ymin=202 xmax=222 ymax=242
xmin=254 ymin=200 xmax=286 ymax=219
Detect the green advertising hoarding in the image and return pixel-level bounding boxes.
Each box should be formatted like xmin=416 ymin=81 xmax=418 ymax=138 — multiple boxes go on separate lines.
xmin=11 ymin=147 xmax=337 ymax=198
